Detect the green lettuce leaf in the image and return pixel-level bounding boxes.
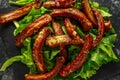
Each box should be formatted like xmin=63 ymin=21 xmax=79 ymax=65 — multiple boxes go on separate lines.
xmin=1 ymin=0 xmax=118 ymax=80
xmin=9 ymin=0 xmax=34 ymax=6
xmin=14 ymin=6 xmax=51 ymax=36
xmin=20 ymin=37 xmax=37 ymax=73
xmin=79 ymin=34 xmax=119 ymax=79
xmin=74 ymin=0 xmax=112 ymax=18
xmin=76 ymin=27 xmax=85 ymax=38
xmin=74 ymin=0 xmax=83 ymax=9
xmin=0 ymin=38 xmax=37 ymax=74
xmin=90 ymin=1 xmax=112 ymax=18
xmin=42 ymin=46 xmax=60 ymax=71
xmin=47 ymin=33 xmax=119 ymax=80
xmin=1 ymin=6 xmax=51 ymax=74
xmin=43 ymin=45 xmax=81 ymax=80
xmin=0 ymin=56 xmax=23 ymax=71
xmin=67 ymin=45 xmax=81 ymax=62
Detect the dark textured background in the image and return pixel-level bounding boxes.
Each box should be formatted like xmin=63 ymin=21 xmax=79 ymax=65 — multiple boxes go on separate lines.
xmin=0 ymin=0 xmax=120 ymax=80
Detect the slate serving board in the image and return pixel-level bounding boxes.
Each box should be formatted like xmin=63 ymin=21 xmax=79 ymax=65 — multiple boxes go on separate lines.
xmin=0 ymin=0 xmax=120 ymax=80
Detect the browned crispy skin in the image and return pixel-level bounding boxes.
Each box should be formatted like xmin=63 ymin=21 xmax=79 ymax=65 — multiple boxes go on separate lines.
xmin=43 ymin=0 xmax=73 ymax=9
xmin=104 ymin=19 xmax=112 ymax=31
xmin=64 ymin=18 xmax=77 ymax=38
xmin=59 ymin=34 xmax=93 ymax=77
xmin=25 ymin=57 xmax=65 ymax=80
xmin=64 ymin=18 xmax=83 ymax=45
xmin=71 ymin=35 xmax=83 ymax=46
xmin=52 ymin=20 xmax=63 ymax=36
xmin=46 ymin=34 xmax=84 ymax=48
xmin=15 ymin=14 xmax=52 ymax=47
xmin=25 ymin=22 xmax=67 ymax=80
xmin=0 ymin=1 xmax=42 ymax=25
xmin=33 ymin=27 xmax=51 ymax=73
xmin=82 ymin=0 xmax=111 ymax=31
xmin=46 ymin=35 xmax=72 ymax=48
xmin=52 ymin=20 xmax=67 ymax=61
xmin=50 ymin=8 xmax=92 ymax=31
xmin=82 ymin=0 xmax=97 ymax=26
xmin=92 ymin=9 xmax=104 ymax=48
